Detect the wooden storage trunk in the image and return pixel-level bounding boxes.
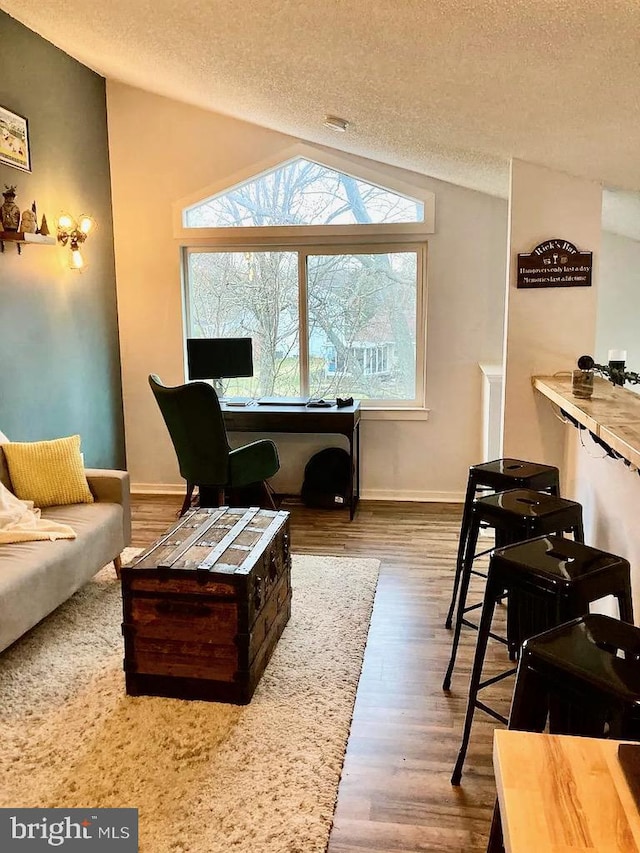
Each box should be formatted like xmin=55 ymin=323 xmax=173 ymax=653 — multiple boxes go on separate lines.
xmin=121 ymin=506 xmax=291 ymax=704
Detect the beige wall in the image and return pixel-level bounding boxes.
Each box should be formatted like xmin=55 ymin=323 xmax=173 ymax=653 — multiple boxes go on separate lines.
xmin=502 ymin=159 xmax=601 ymax=470
xmin=564 ymin=426 xmax=640 ymax=619
xmin=501 ymin=162 xmax=640 ymax=617
xmin=107 ymin=82 xmax=507 ymax=498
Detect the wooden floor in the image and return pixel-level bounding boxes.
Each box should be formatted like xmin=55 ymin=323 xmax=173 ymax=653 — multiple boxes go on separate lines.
xmin=131 ymin=496 xmax=513 ymax=853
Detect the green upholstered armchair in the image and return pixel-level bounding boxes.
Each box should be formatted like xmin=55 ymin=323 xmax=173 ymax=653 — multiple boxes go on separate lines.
xmin=149 ymin=374 xmax=280 ymax=515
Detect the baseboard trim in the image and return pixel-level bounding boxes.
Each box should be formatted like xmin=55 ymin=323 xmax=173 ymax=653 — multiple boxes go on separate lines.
xmin=359 ymin=488 xmax=464 ymax=503
xmin=132 ymin=484 xmax=465 ymax=503
xmin=131 ymin=483 xmax=464 ymax=503
xmin=132 ymin=483 xmax=185 ymax=496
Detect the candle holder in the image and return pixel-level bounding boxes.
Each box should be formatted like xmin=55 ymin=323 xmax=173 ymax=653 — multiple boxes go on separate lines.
xmin=572 ymin=367 xmax=594 ymax=399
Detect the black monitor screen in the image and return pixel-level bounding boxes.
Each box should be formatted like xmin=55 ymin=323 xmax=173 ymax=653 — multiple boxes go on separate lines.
xmin=186 ymin=338 xmax=253 ymax=380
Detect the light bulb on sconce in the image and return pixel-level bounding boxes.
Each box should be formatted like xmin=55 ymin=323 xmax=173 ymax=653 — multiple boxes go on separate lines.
xmin=57 ymin=213 xmax=74 ymax=230
xmin=70 ymin=249 xmax=85 ymax=270
xmin=57 ymin=213 xmax=95 ymax=271
xmin=78 ymin=215 xmax=94 ymax=236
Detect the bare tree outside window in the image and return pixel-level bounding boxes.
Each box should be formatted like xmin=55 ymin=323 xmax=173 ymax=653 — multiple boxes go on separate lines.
xmin=307 ymin=252 xmax=416 ymax=400
xmin=188 ymin=250 xmax=299 ymax=397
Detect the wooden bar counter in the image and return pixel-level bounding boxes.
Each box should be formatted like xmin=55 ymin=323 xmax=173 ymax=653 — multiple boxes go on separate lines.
xmin=533 ymin=375 xmax=640 ymax=469
xmin=493 ymin=730 xmax=640 ymax=852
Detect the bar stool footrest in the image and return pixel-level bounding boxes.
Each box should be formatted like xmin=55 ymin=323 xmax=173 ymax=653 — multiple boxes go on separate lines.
xmin=475 ymin=700 xmax=509 ymax=725
xmin=460 ymin=617 xmax=509 ymax=647
xmin=471 ymin=546 xmax=495 ymax=561
xmin=478 ymin=667 xmax=518 ymax=691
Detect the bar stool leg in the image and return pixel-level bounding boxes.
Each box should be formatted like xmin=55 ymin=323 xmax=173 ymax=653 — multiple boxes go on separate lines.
xmin=443 ymin=514 xmax=481 ymax=691
xmin=451 ymin=578 xmax=499 ymax=785
xmin=507 ymin=655 xmax=548 ymax=732
xmin=446 ymin=476 xmax=477 ymax=629
xmin=486 ymin=801 xmax=504 ymax=853
xmin=617 ymin=588 xmax=634 ymax=624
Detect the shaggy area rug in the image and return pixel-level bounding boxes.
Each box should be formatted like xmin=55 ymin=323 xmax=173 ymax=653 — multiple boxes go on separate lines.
xmin=0 ymin=549 xmax=379 ymax=853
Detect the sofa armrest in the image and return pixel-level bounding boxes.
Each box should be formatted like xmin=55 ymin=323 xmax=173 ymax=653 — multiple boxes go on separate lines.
xmin=85 ymin=468 xmax=131 ymax=546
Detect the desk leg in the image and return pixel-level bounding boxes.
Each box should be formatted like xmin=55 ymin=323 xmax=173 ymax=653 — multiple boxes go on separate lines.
xmin=349 ymin=421 xmax=361 ymax=521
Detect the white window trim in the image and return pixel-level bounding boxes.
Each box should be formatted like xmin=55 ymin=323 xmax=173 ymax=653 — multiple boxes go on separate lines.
xmin=176 ymin=223 xmax=432 ymax=246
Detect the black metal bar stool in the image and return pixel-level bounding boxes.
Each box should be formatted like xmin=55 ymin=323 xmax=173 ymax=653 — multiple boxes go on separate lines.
xmin=451 ymin=535 xmax=633 ymax=784
xmin=510 ymin=612 xmax=640 ymax=736
xmin=443 ymin=488 xmax=584 ymax=691
xmin=487 ymin=613 xmax=640 ymax=853
xmin=446 ymin=459 xmax=560 ymax=630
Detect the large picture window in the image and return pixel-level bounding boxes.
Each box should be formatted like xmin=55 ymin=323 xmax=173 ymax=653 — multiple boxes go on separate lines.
xmin=181 ymin=154 xmax=428 ymax=408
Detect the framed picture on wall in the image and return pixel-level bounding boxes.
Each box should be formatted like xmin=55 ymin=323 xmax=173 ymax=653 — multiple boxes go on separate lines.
xmin=0 ymin=105 xmax=31 ymax=173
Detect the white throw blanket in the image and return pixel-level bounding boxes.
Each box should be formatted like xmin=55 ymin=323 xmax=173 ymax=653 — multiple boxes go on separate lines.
xmin=0 ymin=480 xmax=76 ymax=543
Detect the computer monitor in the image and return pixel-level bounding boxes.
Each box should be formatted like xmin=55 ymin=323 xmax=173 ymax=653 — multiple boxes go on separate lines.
xmin=186 ymin=337 xmax=253 ymax=381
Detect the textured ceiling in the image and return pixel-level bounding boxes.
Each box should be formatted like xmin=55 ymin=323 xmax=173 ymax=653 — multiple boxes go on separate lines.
xmin=2 ymin=0 xmax=640 ymax=236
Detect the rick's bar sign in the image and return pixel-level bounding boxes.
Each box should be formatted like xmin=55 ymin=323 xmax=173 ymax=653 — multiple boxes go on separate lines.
xmin=517 ymin=239 xmax=592 ymax=289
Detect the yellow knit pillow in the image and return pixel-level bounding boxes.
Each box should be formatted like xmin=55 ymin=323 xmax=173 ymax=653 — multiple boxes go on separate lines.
xmin=3 ymin=435 xmax=94 ymax=508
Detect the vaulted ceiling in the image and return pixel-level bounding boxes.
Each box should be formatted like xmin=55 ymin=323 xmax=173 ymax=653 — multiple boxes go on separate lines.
xmin=2 ymin=0 xmax=639 ymax=236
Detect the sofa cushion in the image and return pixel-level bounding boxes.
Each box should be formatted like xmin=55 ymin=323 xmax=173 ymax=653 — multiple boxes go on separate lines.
xmin=2 ymin=435 xmax=93 ymax=508
xmin=0 ymin=501 xmax=124 ymax=654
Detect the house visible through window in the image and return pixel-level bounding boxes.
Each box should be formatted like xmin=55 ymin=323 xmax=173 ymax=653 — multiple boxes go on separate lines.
xmin=182 ymin=156 xmax=428 ymax=407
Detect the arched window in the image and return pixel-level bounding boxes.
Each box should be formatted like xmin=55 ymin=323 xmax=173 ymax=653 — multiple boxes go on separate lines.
xmin=183 ymin=157 xmax=425 ymax=227
xmin=180 ymin=150 xmax=431 ymax=409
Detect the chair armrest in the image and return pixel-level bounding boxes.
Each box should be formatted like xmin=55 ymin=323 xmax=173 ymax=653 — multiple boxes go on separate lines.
xmin=85 ymin=468 xmax=131 ymax=546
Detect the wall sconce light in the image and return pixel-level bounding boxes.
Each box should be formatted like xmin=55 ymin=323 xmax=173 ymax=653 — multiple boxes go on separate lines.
xmin=57 ymin=213 xmax=95 ymax=270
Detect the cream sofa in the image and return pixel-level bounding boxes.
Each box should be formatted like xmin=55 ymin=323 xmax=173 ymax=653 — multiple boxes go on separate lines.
xmin=0 ymin=446 xmax=130 ymax=654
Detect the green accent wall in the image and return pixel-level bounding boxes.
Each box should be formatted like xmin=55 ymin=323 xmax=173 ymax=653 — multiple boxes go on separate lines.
xmin=0 ymin=11 xmax=125 ymax=468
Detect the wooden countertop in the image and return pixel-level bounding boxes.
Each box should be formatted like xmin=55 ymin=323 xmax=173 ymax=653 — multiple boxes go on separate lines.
xmin=494 ymin=730 xmax=640 ymax=852
xmin=533 ymin=375 xmax=640 ymax=468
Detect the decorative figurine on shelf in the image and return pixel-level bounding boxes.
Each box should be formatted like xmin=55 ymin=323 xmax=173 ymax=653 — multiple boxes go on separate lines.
xmin=19 ymin=208 xmax=37 ymax=233
xmin=1 ymin=185 xmax=21 ymax=232
xmin=39 ymin=213 xmax=50 ymax=236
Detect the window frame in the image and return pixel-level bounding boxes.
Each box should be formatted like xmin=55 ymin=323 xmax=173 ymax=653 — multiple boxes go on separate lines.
xmin=176 ymin=145 xmax=434 ymax=414
xmin=182 ymin=239 xmax=427 ymax=410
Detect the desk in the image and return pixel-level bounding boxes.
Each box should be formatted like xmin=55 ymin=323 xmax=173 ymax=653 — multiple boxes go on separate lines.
xmin=493 ymin=730 xmax=640 ymax=852
xmin=221 ymin=401 xmax=361 ymax=519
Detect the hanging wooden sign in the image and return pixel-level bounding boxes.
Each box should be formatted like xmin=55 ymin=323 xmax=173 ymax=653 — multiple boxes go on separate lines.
xmin=517 ymin=239 xmax=592 ymax=289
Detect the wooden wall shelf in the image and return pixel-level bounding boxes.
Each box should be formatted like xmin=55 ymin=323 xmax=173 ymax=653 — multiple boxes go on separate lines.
xmin=533 ymin=374 xmax=640 ymax=468
xmin=0 ymin=231 xmax=56 ymax=254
